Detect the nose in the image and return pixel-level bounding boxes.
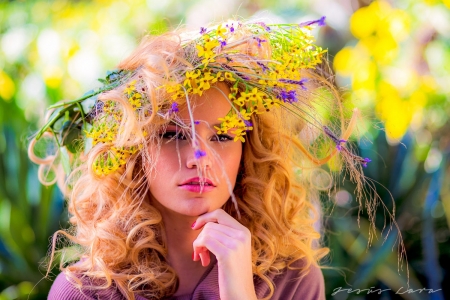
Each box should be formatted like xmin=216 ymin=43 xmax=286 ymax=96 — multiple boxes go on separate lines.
xmin=186 ymin=145 xmax=213 ymax=169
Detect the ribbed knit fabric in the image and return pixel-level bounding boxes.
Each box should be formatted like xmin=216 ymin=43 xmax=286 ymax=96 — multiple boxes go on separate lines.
xmin=48 ymin=259 xmax=325 ymax=299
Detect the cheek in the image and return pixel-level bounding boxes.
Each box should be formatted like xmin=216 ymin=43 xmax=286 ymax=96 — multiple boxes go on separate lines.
xmin=223 ymin=145 xmax=243 ymax=178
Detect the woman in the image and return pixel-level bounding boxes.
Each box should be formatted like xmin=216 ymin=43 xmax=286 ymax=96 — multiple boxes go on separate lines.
xmin=30 ymin=18 xmax=369 ymax=299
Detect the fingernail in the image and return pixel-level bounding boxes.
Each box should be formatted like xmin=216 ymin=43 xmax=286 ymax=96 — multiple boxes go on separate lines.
xmin=191 ymin=221 xmax=196 ymax=228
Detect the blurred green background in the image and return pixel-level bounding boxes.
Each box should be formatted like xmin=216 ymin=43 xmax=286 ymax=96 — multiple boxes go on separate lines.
xmin=0 ymin=0 xmax=449 ymax=299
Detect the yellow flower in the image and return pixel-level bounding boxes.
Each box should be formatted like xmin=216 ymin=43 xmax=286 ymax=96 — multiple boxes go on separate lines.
xmin=224 ymin=72 xmax=236 ymax=81
xmin=214 ymin=125 xmax=228 ymax=134
xmin=239 ymin=109 xmax=252 ymax=120
xmin=232 ymin=129 xmax=246 ymax=142
xmin=124 ymin=80 xmax=136 ymax=96
xmin=264 ymin=97 xmax=281 ymax=110
xmin=218 ymin=115 xmax=237 ymax=128
xmin=216 ymin=24 xmax=227 ymax=38
xmin=215 ymin=72 xmax=225 ymax=82
xmin=205 ymin=39 xmax=219 ymax=50
xmin=234 ymin=97 xmax=245 ymax=106
xmin=186 ymin=70 xmax=201 ymax=80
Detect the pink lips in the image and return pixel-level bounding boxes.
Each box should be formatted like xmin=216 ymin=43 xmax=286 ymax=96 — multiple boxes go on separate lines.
xmin=179 ymin=177 xmax=215 ymax=193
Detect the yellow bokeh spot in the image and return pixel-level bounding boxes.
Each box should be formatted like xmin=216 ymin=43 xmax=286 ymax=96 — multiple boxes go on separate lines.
xmin=375 ymin=81 xmax=428 ymax=139
xmin=420 ymin=75 xmax=437 ymax=93
xmin=43 ymin=66 xmax=64 ymax=89
xmin=334 ymin=45 xmax=370 ymax=76
xmin=369 ymin=0 xmax=393 ymax=18
xmin=387 ymin=9 xmax=411 ymax=41
xmin=333 ymin=47 xmax=355 ymax=75
xmin=444 ymin=0 xmax=450 ymax=9
xmin=351 ymin=60 xmax=377 ymax=91
xmin=372 ymin=35 xmax=398 ymax=65
xmin=0 ymin=71 xmax=16 ymax=102
xmin=350 ymin=7 xmax=377 ymax=39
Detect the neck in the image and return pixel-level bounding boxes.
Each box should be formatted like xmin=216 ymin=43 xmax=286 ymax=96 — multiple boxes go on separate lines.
xmin=162 ymin=212 xmax=199 ymax=263
xmin=158 ymin=208 xmax=213 ymax=296
xmin=151 ymin=199 xmax=205 ymax=268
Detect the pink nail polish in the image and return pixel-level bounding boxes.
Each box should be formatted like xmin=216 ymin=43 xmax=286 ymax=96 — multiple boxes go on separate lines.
xmin=191 ymin=221 xmax=196 ymax=228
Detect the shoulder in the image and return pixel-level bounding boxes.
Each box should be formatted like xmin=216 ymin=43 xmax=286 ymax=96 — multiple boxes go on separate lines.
xmin=48 ymin=272 xmax=93 ymax=300
xmin=256 ymin=260 xmax=325 ymax=300
xmin=48 ymin=271 xmax=127 ymax=300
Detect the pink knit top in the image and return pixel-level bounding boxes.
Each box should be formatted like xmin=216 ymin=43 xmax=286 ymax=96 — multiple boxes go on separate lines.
xmin=48 ymin=259 xmax=325 ymax=299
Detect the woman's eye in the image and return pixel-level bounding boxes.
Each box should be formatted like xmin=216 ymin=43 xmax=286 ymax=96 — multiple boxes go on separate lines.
xmin=161 ymin=131 xmax=187 ymax=140
xmin=211 ymin=134 xmax=233 ymax=142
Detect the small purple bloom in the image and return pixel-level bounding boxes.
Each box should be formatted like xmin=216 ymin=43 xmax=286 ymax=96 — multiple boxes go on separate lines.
xmin=244 ymin=120 xmax=253 ymax=131
xmin=256 ymin=22 xmax=271 ymax=31
xmin=257 ymin=62 xmax=269 ymax=73
xmin=279 ymin=78 xmax=308 ymax=90
xmin=336 ymin=139 xmax=347 ymax=151
xmin=194 ymin=120 xmax=200 ymax=125
xmin=323 ymin=126 xmax=346 ymax=150
xmin=220 ymin=40 xmax=227 ymax=48
xmin=362 ymin=158 xmax=371 ymax=167
xmin=254 ymin=37 xmax=266 ymax=47
xmin=299 ymin=16 xmax=326 ymax=27
xmin=200 ymin=27 xmax=207 ymax=34
xmin=277 ymin=89 xmax=298 ymax=103
xmin=230 ymin=26 xmax=235 ymax=33
xmin=194 ymin=149 xmax=207 ymax=159
xmin=169 ymin=102 xmax=179 ymax=114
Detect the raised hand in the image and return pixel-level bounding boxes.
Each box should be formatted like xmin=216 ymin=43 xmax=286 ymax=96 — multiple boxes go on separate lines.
xmin=192 ymin=209 xmax=257 ymax=300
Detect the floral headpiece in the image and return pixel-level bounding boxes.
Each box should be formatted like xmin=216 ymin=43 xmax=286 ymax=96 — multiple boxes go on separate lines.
xmin=33 ymin=17 xmax=370 ymax=178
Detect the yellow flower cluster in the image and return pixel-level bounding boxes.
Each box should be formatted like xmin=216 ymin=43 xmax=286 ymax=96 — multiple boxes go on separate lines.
xmin=165 ymin=68 xmax=236 ymax=98
xmin=86 ymin=80 xmax=145 ymax=175
xmin=163 ymin=22 xmax=325 ymax=142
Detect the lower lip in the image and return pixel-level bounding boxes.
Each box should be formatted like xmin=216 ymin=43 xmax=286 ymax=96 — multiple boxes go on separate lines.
xmin=179 ymin=184 xmax=215 ymax=193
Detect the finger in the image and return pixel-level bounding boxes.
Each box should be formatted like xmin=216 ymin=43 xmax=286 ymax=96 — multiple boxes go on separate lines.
xmin=200 ymin=222 xmax=248 ymax=241
xmin=193 ymin=247 xmax=206 ymax=262
xmin=198 ymin=249 xmax=210 ymax=267
xmin=193 ymin=232 xmax=228 ymax=260
xmin=192 ymin=209 xmax=244 ymax=231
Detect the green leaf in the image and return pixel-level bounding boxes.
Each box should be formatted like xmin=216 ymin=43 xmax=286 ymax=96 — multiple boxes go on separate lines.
xmin=60 ymin=147 xmax=71 ymax=175
xmin=60 ymin=121 xmax=82 ymax=153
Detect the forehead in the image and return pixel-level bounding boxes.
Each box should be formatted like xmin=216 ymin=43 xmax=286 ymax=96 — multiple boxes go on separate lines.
xmin=177 ymin=83 xmax=232 ymax=124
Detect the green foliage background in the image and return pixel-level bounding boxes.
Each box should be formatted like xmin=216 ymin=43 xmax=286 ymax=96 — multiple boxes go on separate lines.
xmin=0 ymin=0 xmax=449 ymax=299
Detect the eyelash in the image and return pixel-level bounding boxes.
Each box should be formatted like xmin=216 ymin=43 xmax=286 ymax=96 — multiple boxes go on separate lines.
xmin=161 ymin=131 xmax=233 ymax=142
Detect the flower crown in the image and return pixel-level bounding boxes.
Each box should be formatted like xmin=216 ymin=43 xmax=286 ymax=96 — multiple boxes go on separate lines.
xmin=34 ymin=17 xmax=370 ymax=177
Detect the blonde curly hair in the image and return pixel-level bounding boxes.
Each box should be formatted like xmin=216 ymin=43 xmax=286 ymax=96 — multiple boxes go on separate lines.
xmin=30 ymin=21 xmax=367 ymax=299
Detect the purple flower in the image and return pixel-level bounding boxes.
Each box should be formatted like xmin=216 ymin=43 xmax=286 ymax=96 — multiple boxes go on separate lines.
xmin=256 ymin=22 xmax=271 ymax=31
xmin=279 ymin=78 xmax=308 ymax=90
xmin=257 ymin=62 xmax=269 ymax=73
xmin=299 ymin=16 xmax=326 ymax=27
xmin=169 ymin=102 xmax=179 ymax=114
xmin=200 ymin=27 xmax=207 ymax=34
xmin=226 ymin=23 xmax=235 ymax=33
xmin=254 ymin=37 xmax=266 ymax=47
xmin=323 ymin=126 xmax=347 ymax=150
xmin=194 ymin=149 xmax=206 ymax=159
xmin=220 ymin=40 xmax=227 ymax=48
xmin=362 ymin=158 xmax=371 ymax=167
xmin=194 ymin=120 xmax=200 ymax=125
xmin=244 ymin=120 xmax=253 ymax=131
xmin=336 ymin=139 xmax=347 ymax=151
xmin=277 ymin=89 xmax=298 ymax=103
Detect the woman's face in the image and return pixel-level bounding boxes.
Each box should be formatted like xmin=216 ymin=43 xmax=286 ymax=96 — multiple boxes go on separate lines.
xmin=148 ymin=83 xmax=243 ymax=218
